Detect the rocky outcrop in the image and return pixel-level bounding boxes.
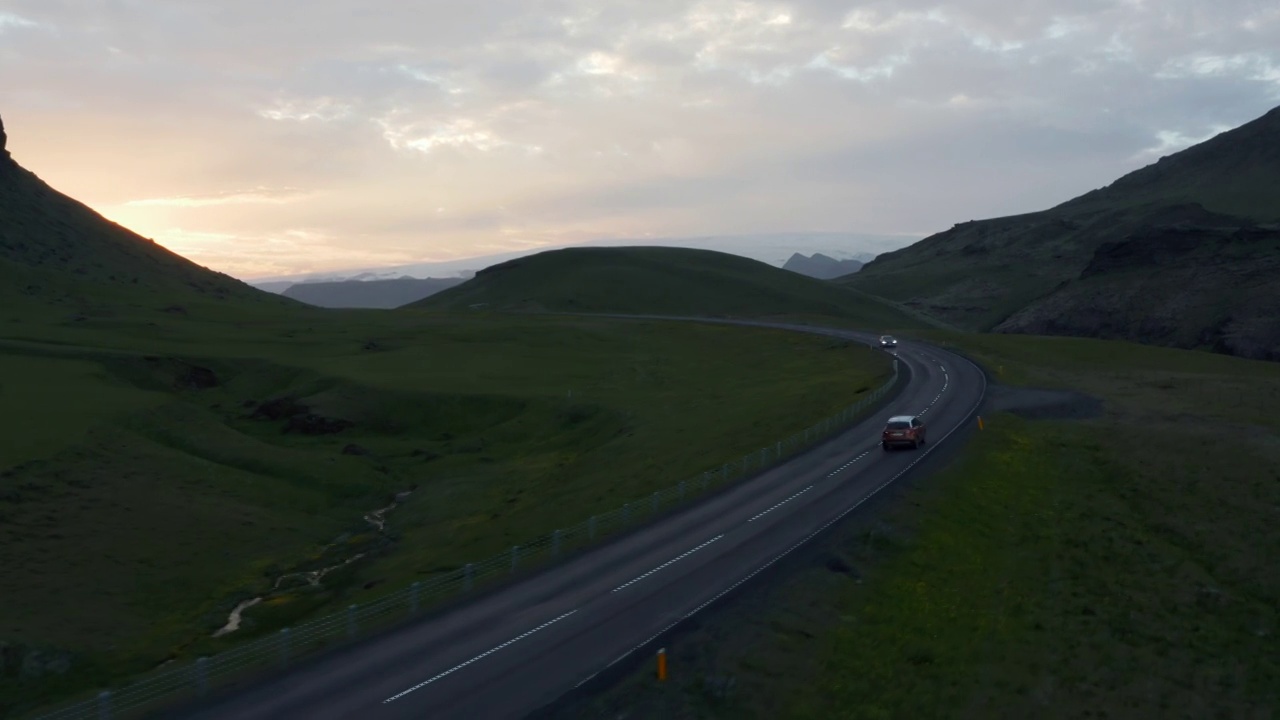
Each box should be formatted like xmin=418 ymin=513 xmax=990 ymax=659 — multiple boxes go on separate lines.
xmin=0 ymin=111 xmax=11 ymax=162
xmin=995 ymin=223 xmax=1280 ymax=360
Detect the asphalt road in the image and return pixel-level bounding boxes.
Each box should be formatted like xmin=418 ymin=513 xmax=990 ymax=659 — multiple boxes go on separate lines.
xmin=162 ymin=322 xmax=987 ymax=720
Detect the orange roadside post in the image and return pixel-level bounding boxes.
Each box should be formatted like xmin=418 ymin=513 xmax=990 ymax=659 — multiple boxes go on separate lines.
xmin=657 ymin=648 xmax=667 ymax=681
xmin=978 ymin=416 xmax=985 ymax=430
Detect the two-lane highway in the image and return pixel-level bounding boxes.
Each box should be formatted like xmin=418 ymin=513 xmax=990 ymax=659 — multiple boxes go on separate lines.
xmin=164 ymin=322 xmax=987 ymax=720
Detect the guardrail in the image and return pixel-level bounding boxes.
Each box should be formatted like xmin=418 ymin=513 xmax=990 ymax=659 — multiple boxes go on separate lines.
xmin=30 ymin=353 xmax=905 ymax=720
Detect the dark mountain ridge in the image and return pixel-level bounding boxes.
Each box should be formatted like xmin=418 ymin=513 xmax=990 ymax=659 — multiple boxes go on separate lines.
xmin=282 ymin=276 xmax=464 ymax=308
xmin=846 ymin=104 xmax=1280 ymax=360
xmin=0 ymin=111 xmax=284 ymax=317
xmin=782 ymin=252 xmax=864 ymax=279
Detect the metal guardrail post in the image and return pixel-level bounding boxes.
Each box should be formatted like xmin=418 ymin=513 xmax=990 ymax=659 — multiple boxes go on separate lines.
xmin=678 ymin=481 xmax=685 ymax=501
xmin=588 ymin=515 xmax=597 ymax=541
xmin=410 ymin=581 xmax=421 ymax=613
xmin=464 ymin=563 xmax=474 ymax=591
xmin=510 ymin=545 xmax=519 ymax=572
xmin=195 ymin=657 xmax=208 ymax=696
xmin=552 ymin=529 xmax=562 ymax=556
xmin=347 ymin=605 xmax=357 ymax=638
xmin=279 ymin=628 xmax=291 ymax=668
xmin=98 ymin=690 xmax=111 ymax=720
xmin=623 ymin=503 xmax=631 ymax=523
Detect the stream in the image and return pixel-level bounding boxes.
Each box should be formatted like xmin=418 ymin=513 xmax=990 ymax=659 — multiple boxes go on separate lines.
xmin=211 ymin=491 xmax=412 ymax=637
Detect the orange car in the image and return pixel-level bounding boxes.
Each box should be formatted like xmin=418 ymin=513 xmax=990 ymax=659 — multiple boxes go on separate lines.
xmin=881 ymin=414 xmax=926 ymax=450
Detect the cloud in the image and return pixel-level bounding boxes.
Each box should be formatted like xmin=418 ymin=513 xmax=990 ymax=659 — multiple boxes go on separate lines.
xmin=0 ymin=0 xmax=1277 ymax=279
xmin=258 ymin=97 xmax=354 ymax=122
xmin=125 ymin=187 xmax=311 ymax=207
xmin=0 ymin=12 xmax=39 ymax=31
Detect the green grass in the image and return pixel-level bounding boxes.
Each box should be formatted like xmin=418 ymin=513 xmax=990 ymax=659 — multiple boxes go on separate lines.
xmin=548 ymin=332 xmax=1280 ymax=720
xmin=0 ymin=308 xmax=892 ymax=717
xmin=412 ymin=246 xmax=926 ymax=331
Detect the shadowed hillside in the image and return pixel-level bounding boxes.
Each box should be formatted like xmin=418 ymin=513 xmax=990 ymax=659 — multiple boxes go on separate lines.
xmin=0 ymin=112 xmax=285 ymax=321
xmin=844 ymin=104 xmax=1280 ymax=360
xmin=410 ymin=245 xmax=921 ymax=328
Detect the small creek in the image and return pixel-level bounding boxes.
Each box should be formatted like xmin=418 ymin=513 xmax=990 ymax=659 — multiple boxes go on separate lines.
xmin=211 ymin=491 xmax=412 ymax=638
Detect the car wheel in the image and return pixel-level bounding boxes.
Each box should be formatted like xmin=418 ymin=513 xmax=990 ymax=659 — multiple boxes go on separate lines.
xmin=882 ymin=442 xmax=890 ymax=451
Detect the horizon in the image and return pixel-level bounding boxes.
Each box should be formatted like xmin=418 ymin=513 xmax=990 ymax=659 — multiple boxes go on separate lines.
xmin=241 ymin=231 xmax=915 ymax=284
xmin=1 ymin=0 xmax=1276 ymax=279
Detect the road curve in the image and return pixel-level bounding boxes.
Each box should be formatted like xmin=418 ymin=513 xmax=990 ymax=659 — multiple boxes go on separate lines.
xmin=161 ymin=321 xmax=987 ymax=720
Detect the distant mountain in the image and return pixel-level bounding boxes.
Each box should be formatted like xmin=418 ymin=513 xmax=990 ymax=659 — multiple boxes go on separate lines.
xmin=782 ymin=253 xmax=865 ymax=280
xmin=0 ymin=111 xmax=282 ymax=320
xmin=845 ymin=104 xmax=1280 ymax=360
xmin=408 ymin=245 xmax=923 ymax=330
xmin=247 ymin=234 xmax=910 ymax=289
xmin=281 ymin=276 xmax=464 ymax=309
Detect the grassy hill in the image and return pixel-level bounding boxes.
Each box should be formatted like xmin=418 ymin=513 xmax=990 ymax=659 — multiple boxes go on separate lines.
xmin=0 ymin=114 xmax=287 ymax=326
xmin=411 ymin=245 xmax=921 ymax=329
xmin=843 ymin=104 xmax=1280 ymax=360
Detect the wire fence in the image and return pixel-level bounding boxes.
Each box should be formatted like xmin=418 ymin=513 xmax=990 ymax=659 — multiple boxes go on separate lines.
xmin=29 ymin=355 xmax=904 ymax=720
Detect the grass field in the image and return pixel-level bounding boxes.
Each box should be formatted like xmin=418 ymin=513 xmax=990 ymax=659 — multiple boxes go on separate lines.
xmin=0 ymin=309 xmax=891 ymax=717
xmin=547 ymin=332 xmax=1280 ymax=719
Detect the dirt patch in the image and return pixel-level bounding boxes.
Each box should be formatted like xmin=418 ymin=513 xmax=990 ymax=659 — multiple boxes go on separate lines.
xmin=249 ymin=397 xmax=309 ymax=421
xmin=284 ymin=414 xmax=352 ymax=435
xmin=983 ymin=384 xmax=1104 ymax=421
xmin=248 ymin=396 xmax=353 ymax=435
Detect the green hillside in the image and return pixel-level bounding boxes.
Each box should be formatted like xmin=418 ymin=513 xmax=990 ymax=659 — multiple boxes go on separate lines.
xmin=0 ymin=116 xmax=288 ymax=325
xmin=844 ymin=104 xmax=1280 ymax=360
xmin=411 ymin=245 xmax=922 ymax=329
xmin=1056 ymin=105 xmax=1280 ymax=222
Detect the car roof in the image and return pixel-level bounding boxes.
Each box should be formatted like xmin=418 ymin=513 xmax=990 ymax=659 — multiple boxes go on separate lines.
xmin=887 ymin=415 xmax=916 ymax=422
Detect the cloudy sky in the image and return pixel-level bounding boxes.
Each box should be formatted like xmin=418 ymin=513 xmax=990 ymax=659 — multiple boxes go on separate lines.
xmin=1 ymin=0 xmax=1277 ymax=279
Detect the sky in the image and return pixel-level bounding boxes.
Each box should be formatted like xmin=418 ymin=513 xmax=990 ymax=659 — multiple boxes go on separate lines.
xmin=1 ymin=0 xmax=1277 ymax=280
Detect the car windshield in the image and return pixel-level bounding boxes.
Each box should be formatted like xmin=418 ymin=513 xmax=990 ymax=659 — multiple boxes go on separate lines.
xmin=886 ymin=420 xmax=910 ymax=429
xmin=882 ymin=336 xmax=895 ymax=341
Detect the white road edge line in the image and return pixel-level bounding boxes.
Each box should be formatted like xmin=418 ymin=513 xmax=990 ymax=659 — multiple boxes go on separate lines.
xmin=382 ymin=609 xmax=580 ymax=703
xmin=612 ymin=535 xmax=724 ymax=593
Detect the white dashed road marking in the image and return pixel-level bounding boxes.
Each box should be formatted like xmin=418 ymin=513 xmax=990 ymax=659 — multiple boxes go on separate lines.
xmin=382 ymin=610 xmax=579 ymax=703
xmin=748 ymin=486 xmax=813 ymax=521
xmin=825 ymin=450 xmax=871 ymax=477
xmin=612 ymin=535 xmax=724 ymax=593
